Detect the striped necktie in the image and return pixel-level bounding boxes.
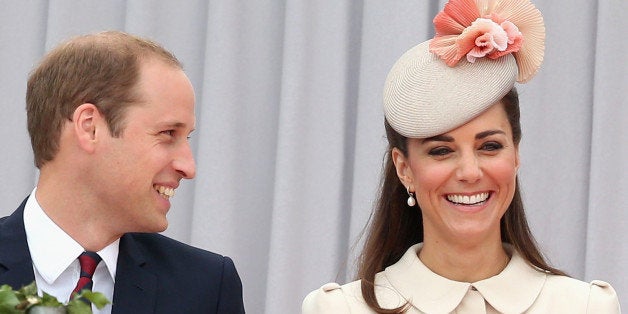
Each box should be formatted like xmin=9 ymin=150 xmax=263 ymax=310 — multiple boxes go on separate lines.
xmin=70 ymin=251 xmax=102 ymax=299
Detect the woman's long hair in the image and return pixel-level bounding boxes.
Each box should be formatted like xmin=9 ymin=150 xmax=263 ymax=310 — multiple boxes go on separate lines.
xmin=356 ymin=89 xmax=567 ymax=313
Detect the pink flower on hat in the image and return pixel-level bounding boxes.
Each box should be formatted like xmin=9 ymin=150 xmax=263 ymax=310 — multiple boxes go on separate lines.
xmin=461 ymin=17 xmax=523 ymax=63
xmin=429 ymin=0 xmax=544 ymax=83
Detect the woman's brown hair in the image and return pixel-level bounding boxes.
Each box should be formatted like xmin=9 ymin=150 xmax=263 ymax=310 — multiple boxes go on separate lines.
xmin=356 ymin=88 xmax=566 ymax=313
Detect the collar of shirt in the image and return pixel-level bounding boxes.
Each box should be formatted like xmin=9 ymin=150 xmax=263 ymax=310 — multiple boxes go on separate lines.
xmin=23 ymin=187 xmax=119 ymax=287
xmin=383 ymin=243 xmax=547 ymax=313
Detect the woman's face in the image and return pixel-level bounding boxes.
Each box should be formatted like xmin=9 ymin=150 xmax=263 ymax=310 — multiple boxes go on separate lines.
xmin=393 ymin=103 xmax=519 ymax=244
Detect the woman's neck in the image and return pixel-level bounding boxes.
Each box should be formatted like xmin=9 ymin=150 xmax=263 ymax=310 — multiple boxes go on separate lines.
xmin=418 ymin=238 xmax=510 ymax=282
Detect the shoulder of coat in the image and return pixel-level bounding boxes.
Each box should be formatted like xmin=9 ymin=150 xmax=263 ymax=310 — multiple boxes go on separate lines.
xmin=320 ymin=282 xmax=342 ymax=292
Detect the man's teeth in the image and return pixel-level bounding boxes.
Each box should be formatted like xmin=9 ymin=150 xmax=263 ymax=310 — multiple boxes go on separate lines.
xmin=154 ymin=185 xmax=175 ymax=199
xmin=447 ymin=192 xmax=489 ymax=205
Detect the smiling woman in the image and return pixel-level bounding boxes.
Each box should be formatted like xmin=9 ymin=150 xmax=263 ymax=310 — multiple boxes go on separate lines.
xmin=396 ymin=104 xmax=520 ymax=274
xmin=301 ymin=0 xmax=620 ymax=313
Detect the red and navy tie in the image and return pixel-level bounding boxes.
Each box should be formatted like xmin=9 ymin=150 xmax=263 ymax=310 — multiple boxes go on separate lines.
xmin=71 ymin=251 xmax=102 ymax=299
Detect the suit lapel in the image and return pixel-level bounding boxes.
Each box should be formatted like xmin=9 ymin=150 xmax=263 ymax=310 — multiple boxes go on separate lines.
xmin=0 ymin=198 xmax=36 ymax=289
xmin=111 ymin=233 xmax=157 ymax=314
xmin=1 ymin=200 xmax=160 ymax=313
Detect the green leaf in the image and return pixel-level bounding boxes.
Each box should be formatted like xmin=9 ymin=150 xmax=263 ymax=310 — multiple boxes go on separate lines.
xmin=0 ymin=290 xmax=22 ymax=314
xmin=19 ymin=283 xmax=38 ymax=298
xmin=76 ymin=292 xmax=109 ymax=310
xmin=0 ymin=282 xmax=110 ymax=314
xmin=65 ymin=299 xmax=91 ymax=314
xmin=0 ymin=285 xmax=15 ymax=292
xmin=39 ymin=293 xmax=63 ymax=308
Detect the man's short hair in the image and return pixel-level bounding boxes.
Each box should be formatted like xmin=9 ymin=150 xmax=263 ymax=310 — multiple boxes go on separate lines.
xmin=26 ymin=30 xmax=181 ymax=168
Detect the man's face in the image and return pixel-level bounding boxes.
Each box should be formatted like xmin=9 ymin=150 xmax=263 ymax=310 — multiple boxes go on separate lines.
xmin=94 ymin=59 xmax=196 ymax=234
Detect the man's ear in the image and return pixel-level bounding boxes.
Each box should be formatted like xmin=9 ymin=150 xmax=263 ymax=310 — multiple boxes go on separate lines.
xmin=72 ymin=103 xmax=102 ymax=153
xmin=391 ymin=147 xmax=414 ymax=190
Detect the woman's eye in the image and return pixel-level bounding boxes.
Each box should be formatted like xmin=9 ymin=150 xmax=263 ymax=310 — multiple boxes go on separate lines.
xmin=481 ymin=142 xmax=503 ymax=151
xmin=161 ymin=130 xmax=175 ymax=136
xmin=428 ymin=147 xmax=453 ymax=156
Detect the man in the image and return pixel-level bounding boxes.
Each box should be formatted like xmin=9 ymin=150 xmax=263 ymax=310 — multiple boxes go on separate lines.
xmin=0 ymin=31 xmax=245 ymax=313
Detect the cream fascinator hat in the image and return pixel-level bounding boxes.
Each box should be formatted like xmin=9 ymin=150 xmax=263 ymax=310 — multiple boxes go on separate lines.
xmin=383 ymin=0 xmax=545 ymax=138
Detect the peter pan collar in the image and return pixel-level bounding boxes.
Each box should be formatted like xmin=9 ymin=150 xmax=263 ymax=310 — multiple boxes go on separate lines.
xmin=383 ymin=243 xmax=547 ymax=313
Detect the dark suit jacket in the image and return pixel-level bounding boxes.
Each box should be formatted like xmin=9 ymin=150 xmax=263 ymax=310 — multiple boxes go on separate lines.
xmin=0 ymin=198 xmax=245 ymax=314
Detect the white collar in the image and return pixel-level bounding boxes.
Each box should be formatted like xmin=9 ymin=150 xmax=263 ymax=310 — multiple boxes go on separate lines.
xmin=383 ymin=243 xmax=547 ymax=313
xmin=24 ymin=188 xmax=119 ymax=284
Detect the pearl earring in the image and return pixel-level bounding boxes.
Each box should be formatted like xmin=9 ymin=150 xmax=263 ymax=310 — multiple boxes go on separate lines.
xmin=406 ymin=187 xmax=416 ymax=207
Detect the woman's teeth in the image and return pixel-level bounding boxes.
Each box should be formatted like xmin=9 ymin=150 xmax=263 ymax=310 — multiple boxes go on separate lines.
xmin=447 ymin=192 xmax=489 ymax=205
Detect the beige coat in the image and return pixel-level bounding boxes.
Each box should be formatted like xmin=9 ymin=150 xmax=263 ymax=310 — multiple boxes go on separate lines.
xmin=302 ymin=244 xmax=620 ymax=313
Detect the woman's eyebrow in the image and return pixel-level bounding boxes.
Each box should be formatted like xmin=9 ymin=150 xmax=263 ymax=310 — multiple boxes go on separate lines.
xmin=476 ymin=130 xmax=505 ymax=139
xmin=421 ymin=130 xmax=506 ymax=143
xmin=422 ymin=134 xmax=454 ymax=143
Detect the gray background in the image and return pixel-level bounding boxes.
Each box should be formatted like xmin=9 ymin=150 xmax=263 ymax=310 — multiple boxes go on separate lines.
xmin=0 ymin=1 xmax=625 ymax=312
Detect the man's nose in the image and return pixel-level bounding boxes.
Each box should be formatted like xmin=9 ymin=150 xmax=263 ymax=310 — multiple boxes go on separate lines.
xmin=173 ymin=141 xmax=196 ymax=179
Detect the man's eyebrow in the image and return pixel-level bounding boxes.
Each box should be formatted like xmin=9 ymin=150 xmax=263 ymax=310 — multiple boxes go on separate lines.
xmin=158 ymin=121 xmax=187 ymax=128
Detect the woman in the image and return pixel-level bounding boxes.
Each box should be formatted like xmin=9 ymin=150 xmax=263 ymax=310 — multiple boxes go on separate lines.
xmin=302 ymin=0 xmax=620 ymax=313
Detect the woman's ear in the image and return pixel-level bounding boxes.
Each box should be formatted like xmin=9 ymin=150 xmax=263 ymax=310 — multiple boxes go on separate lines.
xmin=72 ymin=103 xmax=101 ymax=153
xmin=391 ymin=147 xmax=413 ymax=189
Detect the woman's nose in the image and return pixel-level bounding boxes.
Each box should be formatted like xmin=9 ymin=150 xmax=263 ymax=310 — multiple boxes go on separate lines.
xmin=455 ymin=152 xmax=482 ymax=183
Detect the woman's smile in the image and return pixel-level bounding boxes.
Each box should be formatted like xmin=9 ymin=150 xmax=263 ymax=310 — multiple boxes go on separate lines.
xmin=445 ymin=192 xmax=491 ymax=205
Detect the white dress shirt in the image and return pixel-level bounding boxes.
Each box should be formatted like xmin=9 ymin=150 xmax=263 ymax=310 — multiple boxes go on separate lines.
xmin=24 ymin=188 xmax=118 ymax=314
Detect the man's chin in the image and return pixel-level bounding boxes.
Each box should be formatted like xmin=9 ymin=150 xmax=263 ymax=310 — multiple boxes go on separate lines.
xmin=136 ymin=218 xmax=169 ymax=233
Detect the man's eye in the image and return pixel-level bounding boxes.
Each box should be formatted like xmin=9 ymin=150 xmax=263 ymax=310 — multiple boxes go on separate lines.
xmin=428 ymin=147 xmax=452 ymax=156
xmin=161 ymin=130 xmax=175 ymax=136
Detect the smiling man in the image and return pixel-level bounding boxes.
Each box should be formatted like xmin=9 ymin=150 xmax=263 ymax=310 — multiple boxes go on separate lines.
xmin=0 ymin=31 xmax=244 ymax=314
